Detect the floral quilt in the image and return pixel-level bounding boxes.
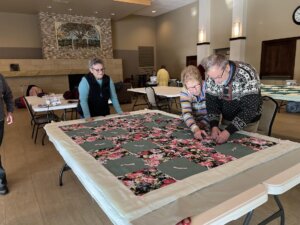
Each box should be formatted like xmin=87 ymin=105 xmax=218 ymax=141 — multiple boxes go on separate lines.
xmin=59 ymin=113 xmax=276 ymax=196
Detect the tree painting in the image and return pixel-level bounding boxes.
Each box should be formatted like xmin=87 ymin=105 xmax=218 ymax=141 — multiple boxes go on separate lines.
xmin=56 ymin=22 xmax=101 ymax=49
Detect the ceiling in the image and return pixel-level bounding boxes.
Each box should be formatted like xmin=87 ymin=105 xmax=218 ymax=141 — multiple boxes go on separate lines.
xmin=0 ymin=0 xmax=197 ymax=20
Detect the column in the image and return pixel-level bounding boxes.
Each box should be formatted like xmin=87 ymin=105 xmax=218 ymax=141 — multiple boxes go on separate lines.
xmin=229 ymin=0 xmax=247 ymax=61
xmin=197 ymin=0 xmax=211 ymax=65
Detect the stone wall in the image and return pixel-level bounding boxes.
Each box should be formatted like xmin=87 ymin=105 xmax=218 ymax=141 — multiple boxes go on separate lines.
xmin=1 ymin=59 xmax=123 ymax=97
xmin=39 ymin=12 xmax=113 ymax=59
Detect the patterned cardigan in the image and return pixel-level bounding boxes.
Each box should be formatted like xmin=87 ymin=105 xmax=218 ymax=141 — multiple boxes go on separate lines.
xmin=205 ymin=61 xmax=262 ymax=134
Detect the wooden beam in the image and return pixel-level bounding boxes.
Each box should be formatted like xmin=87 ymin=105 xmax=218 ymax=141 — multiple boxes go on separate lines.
xmin=113 ymin=0 xmax=151 ymax=6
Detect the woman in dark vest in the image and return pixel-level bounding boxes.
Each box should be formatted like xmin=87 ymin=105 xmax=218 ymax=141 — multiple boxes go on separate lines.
xmin=78 ymin=58 xmax=123 ymax=121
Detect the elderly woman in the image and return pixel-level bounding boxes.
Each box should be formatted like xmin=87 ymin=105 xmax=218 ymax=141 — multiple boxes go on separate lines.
xmin=78 ymin=57 xmax=123 ymax=121
xmin=180 ymin=65 xmax=209 ymax=140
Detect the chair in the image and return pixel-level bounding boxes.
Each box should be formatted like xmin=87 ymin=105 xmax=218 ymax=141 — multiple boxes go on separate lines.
xmin=168 ymin=79 xmax=177 ymax=87
xmin=145 ymin=87 xmax=170 ymax=112
xmin=24 ymin=97 xmax=60 ymax=144
xmin=257 ymin=96 xmax=279 ymax=136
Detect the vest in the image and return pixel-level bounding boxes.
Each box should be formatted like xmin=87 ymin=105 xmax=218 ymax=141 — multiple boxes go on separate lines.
xmin=78 ymin=73 xmax=111 ymax=117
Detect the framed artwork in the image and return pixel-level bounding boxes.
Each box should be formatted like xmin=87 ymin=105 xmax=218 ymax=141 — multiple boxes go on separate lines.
xmin=55 ymin=22 xmax=101 ymax=49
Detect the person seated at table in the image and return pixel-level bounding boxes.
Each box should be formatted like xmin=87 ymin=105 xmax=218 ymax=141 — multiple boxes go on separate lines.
xmin=201 ymin=54 xmax=262 ymax=144
xmin=156 ymin=65 xmax=170 ymax=86
xmin=26 ymin=85 xmax=44 ymax=97
xmin=78 ymin=57 xmax=123 ymax=121
xmin=180 ymin=65 xmax=208 ymax=140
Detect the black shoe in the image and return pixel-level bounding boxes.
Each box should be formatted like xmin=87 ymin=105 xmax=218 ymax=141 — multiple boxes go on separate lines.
xmin=0 ymin=185 xmax=8 ymax=195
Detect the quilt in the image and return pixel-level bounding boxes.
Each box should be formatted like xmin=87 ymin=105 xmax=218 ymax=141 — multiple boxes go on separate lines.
xmin=59 ymin=113 xmax=276 ymax=196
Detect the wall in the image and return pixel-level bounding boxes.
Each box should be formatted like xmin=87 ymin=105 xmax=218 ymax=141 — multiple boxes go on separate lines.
xmin=39 ymin=12 xmax=113 ymax=59
xmin=0 ymin=12 xmax=120 ymax=97
xmin=6 ymin=76 xmax=68 ymax=97
xmin=210 ymin=0 xmax=232 ymax=51
xmin=1 ymin=59 xmax=123 ymax=97
xmin=155 ymin=2 xmax=199 ymax=79
xmin=246 ymin=0 xmax=300 ymax=82
xmin=112 ymin=15 xmax=156 ymax=80
xmin=0 ymin=13 xmax=42 ymax=58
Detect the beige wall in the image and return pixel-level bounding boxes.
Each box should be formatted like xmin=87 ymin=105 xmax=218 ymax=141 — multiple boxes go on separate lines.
xmin=156 ymin=2 xmax=199 ymax=79
xmin=6 ymin=76 xmax=68 ymax=98
xmin=210 ymin=0 xmax=232 ymax=51
xmin=0 ymin=13 xmax=41 ymax=48
xmin=246 ymin=0 xmax=300 ymax=82
xmin=1 ymin=1 xmax=300 ymax=83
xmin=112 ymin=15 xmax=156 ymax=51
xmin=112 ymin=15 xmax=156 ymax=79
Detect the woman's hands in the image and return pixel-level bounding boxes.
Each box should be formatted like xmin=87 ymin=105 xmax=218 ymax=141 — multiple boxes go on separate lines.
xmin=193 ymin=128 xmax=208 ymax=140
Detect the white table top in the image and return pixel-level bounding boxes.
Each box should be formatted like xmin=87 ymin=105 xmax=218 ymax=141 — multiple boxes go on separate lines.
xmin=263 ymin=163 xmax=300 ymax=195
xmin=25 ymin=95 xmax=78 ymax=112
xmin=128 ymin=86 xmax=182 ymax=98
xmin=44 ymin=109 xmax=300 ymax=225
xmin=191 ymin=184 xmax=268 ymax=225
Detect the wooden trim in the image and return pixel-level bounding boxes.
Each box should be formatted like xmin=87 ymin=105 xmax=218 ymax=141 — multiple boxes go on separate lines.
xmin=229 ymin=37 xmax=246 ymax=41
xmin=197 ymin=42 xmax=210 ymax=46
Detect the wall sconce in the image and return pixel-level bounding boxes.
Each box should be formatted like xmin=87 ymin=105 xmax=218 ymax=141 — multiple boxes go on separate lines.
xmin=199 ymin=29 xmax=205 ymax=43
xmin=232 ymin=21 xmax=241 ymax=37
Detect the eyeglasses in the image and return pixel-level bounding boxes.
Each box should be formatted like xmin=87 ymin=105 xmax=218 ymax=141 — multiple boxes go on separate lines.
xmin=215 ymin=68 xmax=225 ymax=79
xmin=92 ymin=67 xmax=105 ymax=73
xmin=186 ymin=83 xmax=201 ymax=91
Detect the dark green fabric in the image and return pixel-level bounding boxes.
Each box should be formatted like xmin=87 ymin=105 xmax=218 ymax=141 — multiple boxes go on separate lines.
xmin=83 ymin=120 xmax=106 ymax=127
xmin=171 ymin=130 xmax=194 ymax=139
xmin=228 ymin=133 xmax=248 ymax=141
xmin=122 ymin=140 xmax=159 ymax=154
xmin=65 ymin=128 xmax=95 ymax=137
xmin=214 ymin=142 xmax=253 ymax=158
xmin=152 ymin=114 xmax=172 ymax=121
xmin=144 ymin=121 xmax=169 ymax=128
xmin=158 ymin=157 xmax=207 ymax=180
xmin=104 ymin=155 xmax=148 ymax=176
xmin=80 ymin=140 xmax=114 ymax=152
xmin=100 ymin=128 xmax=128 ymax=137
xmin=125 ymin=115 xmax=145 ymax=120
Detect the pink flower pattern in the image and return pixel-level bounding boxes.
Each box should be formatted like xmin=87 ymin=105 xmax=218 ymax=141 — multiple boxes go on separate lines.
xmin=59 ymin=113 xmax=276 ymax=196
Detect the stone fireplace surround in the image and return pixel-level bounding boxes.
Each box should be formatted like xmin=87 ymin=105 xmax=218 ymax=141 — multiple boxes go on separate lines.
xmin=1 ymin=12 xmax=122 ymax=97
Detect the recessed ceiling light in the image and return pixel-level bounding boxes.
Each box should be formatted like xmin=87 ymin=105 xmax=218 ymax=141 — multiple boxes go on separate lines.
xmin=68 ymin=8 xmax=72 ymax=11
xmin=47 ymin=5 xmax=52 ymax=9
xmin=152 ymin=10 xmax=156 ymax=13
xmin=95 ymin=11 xmax=98 ymax=14
xmin=111 ymin=13 xmax=115 ymax=16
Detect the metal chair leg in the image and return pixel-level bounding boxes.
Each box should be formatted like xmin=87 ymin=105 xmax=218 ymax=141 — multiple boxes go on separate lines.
xmin=42 ymin=132 xmax=47 ymax=146
xmin=32 ymin=124 xmax=36 ymax=138
xmin=59 ymin=163 xmax=71 ymax=186
xmin=34 ymin=125 xmax=40 ymax=144
xmin=258 ymin=195 xmax=285 ymax=225
xmin=243 ymin=210 xmax=254 ymax=225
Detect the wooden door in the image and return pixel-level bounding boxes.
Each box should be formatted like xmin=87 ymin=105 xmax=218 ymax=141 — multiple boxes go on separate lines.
xmin=260 ymin=37 xmax=298 ymax=79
